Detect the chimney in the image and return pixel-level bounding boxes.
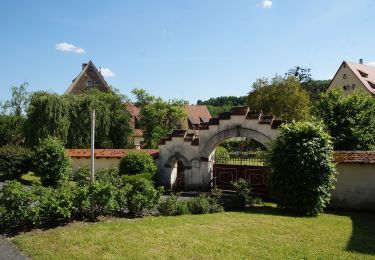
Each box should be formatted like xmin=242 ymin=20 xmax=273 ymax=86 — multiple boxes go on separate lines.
xmin=359 ymin=58 xmax=363 ymax=64
xmin=82 ymin=63 xmax=88 ymax=70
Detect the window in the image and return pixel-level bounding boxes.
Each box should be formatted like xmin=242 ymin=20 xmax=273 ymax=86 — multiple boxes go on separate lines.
xmin=86 ymin=80 xmax=93 ymax=87
xmin=343 ymin=74 xmax=347 ymax=79
xmin=351 ymin=84 xmax=355 ymax=90
xmin=358 ymin=70 xmax=368 ymax=78
xmin=94 ymin=81 xmax=99 ymax=87
xmin=368 ymin=81 xmax=375 ymax=89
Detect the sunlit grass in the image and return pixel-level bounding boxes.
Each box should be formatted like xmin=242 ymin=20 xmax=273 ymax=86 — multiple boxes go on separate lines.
xmin=12 ymin=205 xmax=375 ymax=259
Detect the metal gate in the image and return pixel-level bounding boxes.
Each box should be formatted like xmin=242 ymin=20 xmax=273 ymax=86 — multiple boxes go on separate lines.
xmin=212 ymin=153 xmax=269 ymax=196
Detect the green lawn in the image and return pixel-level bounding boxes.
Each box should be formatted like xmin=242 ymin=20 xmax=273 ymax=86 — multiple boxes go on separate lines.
xmin=12 ymin=206 xmax=375 ymax=259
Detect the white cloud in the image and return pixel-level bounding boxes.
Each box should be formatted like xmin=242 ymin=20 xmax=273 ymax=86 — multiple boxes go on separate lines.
xmin=367 ymin=61 xmax=375 ymax=67
xmin=55 ymin=42 xmax=85 ymax=54
xmin=100 ymin=68 xmax=115 ymax=77
xmin=261 ymin=0 xmax=273 ymax=8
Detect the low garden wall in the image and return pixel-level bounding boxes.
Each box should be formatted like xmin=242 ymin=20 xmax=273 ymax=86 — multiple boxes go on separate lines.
xmin=331 ymin=151 xmax=375 ymax=211
xmin=66 ymin=149 xmax=159 ymax=173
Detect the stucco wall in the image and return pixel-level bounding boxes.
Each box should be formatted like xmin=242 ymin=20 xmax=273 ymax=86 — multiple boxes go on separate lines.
xmin=328 ymin=63 xmax=372 ymax=95
xmin=331 ymin=163 xmax=375 ymax=210
xmin=71 ymin=157 xmax=121 ymax=173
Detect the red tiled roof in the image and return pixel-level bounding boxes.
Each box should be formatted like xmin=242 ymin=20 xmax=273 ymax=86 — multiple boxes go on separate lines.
xmin=334 ymin=151 xmax=375 ymax=164
xmin=66 ymin=149 xmax=159 ymax=159
xmin=125 ymin=103 xmax=144 ymax=137
xmin=185 ymin=105 xmax=212 ymax=125
xmin=345 ymin=61 xmax=375 ymax=95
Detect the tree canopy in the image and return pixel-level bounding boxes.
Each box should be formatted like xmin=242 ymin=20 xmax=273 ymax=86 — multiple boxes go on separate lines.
xmin=247 ymin=76 xmax=311 ymax=121
xmin=313 ymin=89 xmax=375 ymax=150
xmin=25 ymin=89 xmax=133 ymax=148
xmin=132 ymin=89 xmax=186 ymax=148
xmin=197 ymin=96 xmax=246 ymax=117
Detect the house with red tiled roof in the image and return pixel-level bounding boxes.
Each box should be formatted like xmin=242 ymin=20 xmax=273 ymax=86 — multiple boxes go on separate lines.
xmin=328 ymin=59 xmax=375 ymax=96
xmin=125 ymin=103 xmax=145 ymax=148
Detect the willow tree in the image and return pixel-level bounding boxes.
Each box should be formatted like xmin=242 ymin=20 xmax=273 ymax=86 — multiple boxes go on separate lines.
xmin=25 ymin=89 xmax=133 ymax=148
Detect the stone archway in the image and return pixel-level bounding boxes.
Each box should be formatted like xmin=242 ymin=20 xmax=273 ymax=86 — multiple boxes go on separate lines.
xmin=158 ymin=106 xmax=284 ymax=190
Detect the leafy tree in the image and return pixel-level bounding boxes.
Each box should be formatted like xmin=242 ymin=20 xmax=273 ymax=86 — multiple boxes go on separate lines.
xmin=286 ymin=66 xmax=312 ymax=83
xmin=33 ymin=136 xmax=71 ymax=187
xmin=268 ymin=121 xmax=336 ymax=216
xmin=25 ymin=89 xmax=133 ymax=148
xmin=301 ymin=80 xmax=331 ymax=102
xmin=0 ymin=145 xmax=32 ymax=181
xmin=131 ymin=89 xmax=186 ymax=148
xmin=313 ymin=89 xmax=375 ymax=150
xmin=247 ymin=76 xmax=311 ymax=121
xmin=197 ymin=96 xmax=246 ymax=117
xmin=1 ymin=82 xmax=30 ymax=116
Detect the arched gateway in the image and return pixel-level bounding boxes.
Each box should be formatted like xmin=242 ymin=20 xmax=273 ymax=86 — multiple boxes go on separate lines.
xmin=158 ymin=106 xmax=283 ymax=190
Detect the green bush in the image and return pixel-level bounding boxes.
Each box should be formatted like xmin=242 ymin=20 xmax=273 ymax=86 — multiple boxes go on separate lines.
xmin=187 ymin=195 xmax=211 ymax=214
xmin=158 ymin=194 xmax=178 ymax=216
xmin=268 ymin=121 xmax=336 ymax=216
xmin=33 ymin=136 xmax=71 ymax=187
xmin=122 ymin=172 xmax=153 ymax=183
xmin=124 ymin=178 xmax=163 ymax=216
xmin=208 ymin=187 xmax=224 ymax=213
xmin=230 ymin=179 xmax=251 ymax=210
xmin=215 ymin=146 xmax=230 ymax=163
xmin=119 ymin=151 xmax=157 ymax=176
xmin=0 ymin=181 xmax=37 ymax=231
xmin=176 ymin=201 xmax=191 ymax=215
xmin=0 ymin=145 xmax=32 ymax=181
xmin=88 ymin=180 xmax=118 ymax=217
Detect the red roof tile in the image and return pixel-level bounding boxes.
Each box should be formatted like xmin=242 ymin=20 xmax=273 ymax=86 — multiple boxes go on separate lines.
xmin=66 ymin=149 xmax=159 ymax=159
xmin=334 ymin=151 xmax=375 ymax=164
xmin=185 ymin=105 xmax=212 ymax=125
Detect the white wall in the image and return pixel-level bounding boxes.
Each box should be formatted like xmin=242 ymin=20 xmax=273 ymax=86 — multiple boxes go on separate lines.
xmin=71 ymin=157 xmax=120 ymax=173
xmin=331 ymin=163 xmax=375 ymax=210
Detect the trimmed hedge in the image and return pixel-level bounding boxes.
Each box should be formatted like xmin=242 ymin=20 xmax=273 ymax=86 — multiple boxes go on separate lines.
xmin=268 ymin=121 xmax=336 ymax=216
xmin=0 ymin=145 xmax=32 ymax=181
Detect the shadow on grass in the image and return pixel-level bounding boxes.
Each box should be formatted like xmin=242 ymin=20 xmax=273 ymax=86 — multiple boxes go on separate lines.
xmin=242 ymin=205 xmax=375 ymax=256
xmin=332 ymin=209 xmax=375 ymax=256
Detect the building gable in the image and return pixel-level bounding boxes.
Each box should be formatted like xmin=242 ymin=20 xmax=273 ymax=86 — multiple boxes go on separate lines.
xmin=65 ymin=61 xmax=109 ymax=95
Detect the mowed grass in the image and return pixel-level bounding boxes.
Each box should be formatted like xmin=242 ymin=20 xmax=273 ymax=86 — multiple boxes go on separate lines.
xmin=12 ymin=206 xmax=375 ymax=259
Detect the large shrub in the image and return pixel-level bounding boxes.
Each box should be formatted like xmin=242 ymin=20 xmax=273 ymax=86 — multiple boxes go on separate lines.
xmin=214 ymin=146 xmax=230 ymax=163
xmin=0 ymin=145 xmax=32 ymax=181
xmin=314 ymin=89 xmax=375 ymax=150
xmin=119 ymin=151 xmax=157 ymax=176
xmin=124 ymin=178 xmax=163 ymax=216
xmin=33 ymin=136 xmax=71 ymax=187
xmin=268 ymin=121 xmax=336 ymax=216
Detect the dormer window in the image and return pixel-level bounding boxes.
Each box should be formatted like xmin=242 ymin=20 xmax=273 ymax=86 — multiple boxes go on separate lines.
xmin=368 ymin=81 xmax=375 ymax=89
xmin=343 ymin=74 xmax=347 ymax=79
xmin=358 ymin=70 xmax=368 ymax=78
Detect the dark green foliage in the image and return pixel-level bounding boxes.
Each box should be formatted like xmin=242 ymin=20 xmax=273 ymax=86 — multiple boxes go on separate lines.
xmin=197 ymin=96 xmax=247 ymax=107
xmin=247 ymin=76 xmax=311 ymax=121
xmin=131 ymin=88 xmax=186 ymax=148
xmin=268 ymin=121 xmax=336 ymax=216
xmin=208 ymin=187 xmax=224 ymax=213
xmin=176 ymin=201 xmax=191 ymax=215
xmin=158 ymin=194 xmax=179 ymax=216
xmin=219 ymin=139 xmax=265 ymax=153
xmin=124 ymin=178 xmax=163 ymax=216
xmin=33 ymin=137 xmax=71 ymax=187
xmin=0 ymin=181 xmax=37 ymax=231
xmin=197 ymin=96 xmax=246 ymax=117
xmin=301 ymin=80 xmax=330 ymax=101
xmin=25 ymin=89 xmax=133 ymax=148
xmin=230 ymin=179 xmax=252 ymax=210
xmin=119 ymin=151 xmax=157 ymax=176
xmin=88 ymin=180 xmax=119 ymax=217
xmin=0 ymin=115 xmax=25 ymax=146
xmin=122 ymin=172 xmax=154 ymax=183
xmin=187 ymin=195 xmax=212 ymax=214
xmin=0 ymin=145 xmax=32 ymax=180
xmin=314 ymin=89 xmax=375 ymax=150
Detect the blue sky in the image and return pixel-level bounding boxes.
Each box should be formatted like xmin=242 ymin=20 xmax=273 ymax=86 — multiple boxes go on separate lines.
xmin=1 ymin=0 xmax=375 ymax=103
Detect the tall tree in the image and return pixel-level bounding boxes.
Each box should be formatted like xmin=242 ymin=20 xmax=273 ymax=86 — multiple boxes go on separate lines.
xmin=247 ymin=76 xmax=311 ymax=121
xmin=1 ymin=82 xmax=30 ymax=116
xmin=313 ymin=89 xmax=375 ymax=150
xmin=132 ymin=89 xmax=186 ymax=148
